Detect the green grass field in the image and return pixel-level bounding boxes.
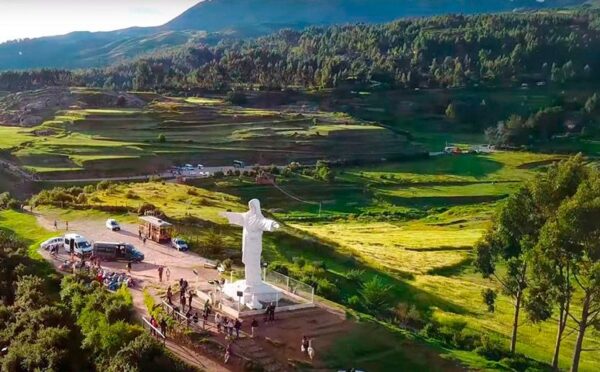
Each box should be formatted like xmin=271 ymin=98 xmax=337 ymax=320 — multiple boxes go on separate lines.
xmin=0 ymin=96 xmax=418 ymax=178
xmin=214 ymin=151 xmax=598 ymax=371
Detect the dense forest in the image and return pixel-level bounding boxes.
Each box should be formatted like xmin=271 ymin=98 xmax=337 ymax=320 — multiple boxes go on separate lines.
xmin=1 ymin=9 xmax=599 ymax=92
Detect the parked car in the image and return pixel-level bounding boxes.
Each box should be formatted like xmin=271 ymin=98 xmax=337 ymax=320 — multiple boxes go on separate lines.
xmin=63 ymin=234 xmax=93 ymax=256
xmin=40 ymin=237 xmax=63 ymax=251
xmin=106 ymin=219 xmax=121 ymax=231
xmin=92 ymin=242 xmax=144 ymax=262
xmin=171 ymin=237 xmax=189 ymax=251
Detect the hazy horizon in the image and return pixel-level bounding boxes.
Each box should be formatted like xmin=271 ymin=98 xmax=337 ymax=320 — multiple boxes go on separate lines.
xmin=0 ymin=0 xmax=202 ymax=43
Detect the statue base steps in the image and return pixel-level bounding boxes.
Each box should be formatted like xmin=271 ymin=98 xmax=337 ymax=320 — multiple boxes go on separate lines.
xmin=223 ymin=280 xmax=282 ymax=310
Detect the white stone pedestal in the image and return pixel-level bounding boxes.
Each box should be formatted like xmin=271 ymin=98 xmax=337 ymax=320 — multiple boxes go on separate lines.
xmin=223 ymin=280 xmax=281 ymax=310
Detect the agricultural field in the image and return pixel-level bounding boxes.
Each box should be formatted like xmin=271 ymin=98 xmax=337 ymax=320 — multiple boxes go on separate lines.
xmin=0 ymin=89 xmax=419 ymax=179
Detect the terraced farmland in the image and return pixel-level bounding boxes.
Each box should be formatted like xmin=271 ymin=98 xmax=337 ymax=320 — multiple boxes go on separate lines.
xmin=0 ymin=93 xmax=420 ymax=179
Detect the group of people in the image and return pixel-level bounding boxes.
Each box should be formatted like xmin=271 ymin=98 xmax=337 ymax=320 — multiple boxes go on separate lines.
xmin=157 ymin=265 xmax=170 ymax=282
xmin=214 ymin=313 xmax=244 ymax=340
xmin=97 ymin=269 xmax=135 ymax=290
xmin=301 ymin=335 xmax=315 ymax=360
xmin=149 ymin=315 xmax=168 ymax=338
xmin=186 ymin=299 xmax=212 ymax=329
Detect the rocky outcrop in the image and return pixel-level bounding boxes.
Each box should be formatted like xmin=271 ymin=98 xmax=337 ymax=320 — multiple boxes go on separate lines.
xmin=0 ymin=87 xmax=147 ymax=127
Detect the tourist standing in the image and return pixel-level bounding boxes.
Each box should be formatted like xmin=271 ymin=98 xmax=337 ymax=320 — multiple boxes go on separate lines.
xmin=251 ymin=318 xmax=258 ymax=338
xmin=126 ymin=261 xmax=132 ymax=274
xmin=53 ymin=220 xmax=57 ymax=230
xmin=158 ymin=266 xmax=164 ymax=282
xmin=216 ymin=313 xmax=222 ymax=333
xmin=65 ymin=221 xmax=69 ymax=230
xmin=301 ymin=336 xmax=309 ymax=354
xmin=269 ymin=303 xmax=276 ymax=321
xmin=227 ymin=318 xmax=234 ymax=338
xmin=160 ymin=319 xmax=167 ymax=337
xmin=234 ymin=319 xmax=242 ymax=339
xmin=166 ymin=286 xmax=173 ymax=305
xmin=165 ymin=267 xmax=171 ymax=282
xmin=188 ymin=290 xmax=194 ymax=310
xmin=193 ymin=312 xmax=199 ymax=326
xmin=180 ymin=291 xmax=186 ymax=311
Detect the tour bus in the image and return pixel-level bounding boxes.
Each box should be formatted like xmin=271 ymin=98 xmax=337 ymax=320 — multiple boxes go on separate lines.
xmin=63 ymin=234 xmax=93 ymax=256
xmin=92 ymin=242 xmax=144 ymax=262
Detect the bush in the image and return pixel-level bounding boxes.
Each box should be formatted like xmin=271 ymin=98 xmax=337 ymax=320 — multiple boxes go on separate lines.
xmin=157 ymin=134 xmax=166 ymax=143
xmin=420 ymin=322 xmax=441 ymax=339
xmin=203 ymin=231 xmax=226 ymax=256
xmin=500 ymin=354 xmax=552 ymax=371
xmin=393 ymin=302 xmax=423 ymax=329
xmin=225 ymin=91 xmax=248 ymax=105
xmin=315 ymin=278 xmax=340 ymax=300
xmin=125 ymin=190 xmax=138 ymax=199
xmin=76 ymin=193 xmax=87 ymax=204
xmin=345 ymin=269 xmax=365 ymax=283
xmin=221 ymin=259 xmax=233 ymax=271
xmin=96 ymin=180 xmax=112 ymax=191
xmin=347 ymin=295 xmax=362 ymax=310
xmin=292 ymin=257 xmax=306 ymax=268
xmin=475 ymin=334 xmax=509 ymax=361
xmin=359 ymin=276 xmax=395 ymax=314
xmin=269 ymin=262 xmax=290 ymax=276
xmin=138 ymin=203 xmax=158 ymax=216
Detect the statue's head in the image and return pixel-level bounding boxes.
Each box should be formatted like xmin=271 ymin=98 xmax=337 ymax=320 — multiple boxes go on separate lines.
xmin=248 ymin=199 xmax=261 ymax=214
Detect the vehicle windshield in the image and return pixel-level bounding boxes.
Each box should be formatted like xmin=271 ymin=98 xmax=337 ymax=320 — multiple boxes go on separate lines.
xmin=110 ymin=221 xmax=117 ymax=225
xmin=176 ymin=239 xmax=186 ymax=244
xmin=77 ymin=241 xmax=91 ymax=249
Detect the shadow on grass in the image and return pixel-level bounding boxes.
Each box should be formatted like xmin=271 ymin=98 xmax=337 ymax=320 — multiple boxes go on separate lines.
xmin=427 ymin=257 xmax=474 ymax=277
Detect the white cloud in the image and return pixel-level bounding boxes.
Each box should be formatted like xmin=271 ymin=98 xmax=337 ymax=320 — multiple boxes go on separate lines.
xmin=0 ymin=0 xmax=201 ymax=42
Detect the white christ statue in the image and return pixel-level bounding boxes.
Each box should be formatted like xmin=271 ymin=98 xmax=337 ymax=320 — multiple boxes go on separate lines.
xmin=220 ymin=199 xmax=280 ymax=287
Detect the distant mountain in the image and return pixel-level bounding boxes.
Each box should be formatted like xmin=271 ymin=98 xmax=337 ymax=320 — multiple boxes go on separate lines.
xmin=0 ymin=0 xmax=588 ymax=71
xmin=166 ymin=0 xmax=587 ymax=31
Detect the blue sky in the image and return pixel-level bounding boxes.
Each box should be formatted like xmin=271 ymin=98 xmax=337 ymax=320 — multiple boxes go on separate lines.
xmin=0 ymin=0 xmax=201 ymax=42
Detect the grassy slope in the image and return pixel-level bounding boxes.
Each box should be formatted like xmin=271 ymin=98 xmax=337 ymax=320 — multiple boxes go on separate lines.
xmin=221 ymin=151 xmax=599 ymax=371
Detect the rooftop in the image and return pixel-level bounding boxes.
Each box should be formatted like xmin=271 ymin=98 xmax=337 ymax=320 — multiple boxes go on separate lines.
xmin=139 ymin=215 xmax=172 ymax=227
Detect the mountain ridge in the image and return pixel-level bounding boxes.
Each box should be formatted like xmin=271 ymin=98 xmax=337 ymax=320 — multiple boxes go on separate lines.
xmin=0 ymin=0 xmax=588 ymax=70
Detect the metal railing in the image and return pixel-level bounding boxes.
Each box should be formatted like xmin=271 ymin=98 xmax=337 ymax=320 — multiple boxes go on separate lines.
xmin=263 ymin=269 xmax=315 ymax=304
xmin=142 ymin=317 xmax=166 ymax=344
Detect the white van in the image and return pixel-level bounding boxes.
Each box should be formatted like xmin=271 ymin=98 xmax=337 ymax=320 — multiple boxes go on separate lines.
xmin=64 ymin=234 xmax=93 ymax=256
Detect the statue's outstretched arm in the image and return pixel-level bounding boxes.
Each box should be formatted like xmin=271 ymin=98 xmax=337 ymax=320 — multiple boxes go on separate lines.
xmin=220 ymin=212 xmax=245 ymax=227
xmin=261 ymin=218 xmax=280 ymax=232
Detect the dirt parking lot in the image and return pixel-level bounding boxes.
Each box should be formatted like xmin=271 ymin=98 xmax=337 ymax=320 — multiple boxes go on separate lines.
xmin=36 ymin=214 xmax=222 ymax=307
